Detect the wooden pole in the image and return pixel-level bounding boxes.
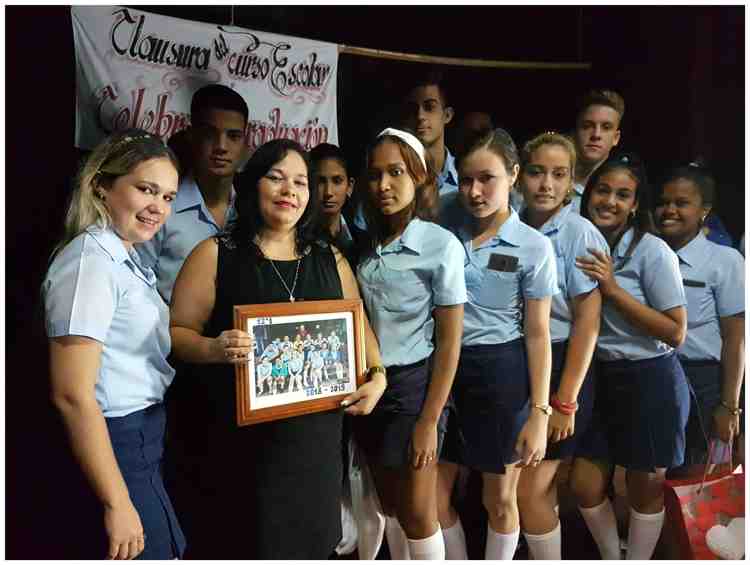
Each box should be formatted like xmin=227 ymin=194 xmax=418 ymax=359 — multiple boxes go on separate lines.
xmin=338 ymin=44 xmax=591 ymax=71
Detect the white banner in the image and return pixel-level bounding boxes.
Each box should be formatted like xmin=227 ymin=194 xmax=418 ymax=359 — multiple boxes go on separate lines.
xmin=72 ymin=6 xmax=338 ymax=152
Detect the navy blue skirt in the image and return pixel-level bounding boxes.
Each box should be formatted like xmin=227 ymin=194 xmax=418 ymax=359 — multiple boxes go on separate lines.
xmin=106 ymin=403 xmax=186 ymax=559
xmin=355 ymin=357 xmax=448 ymax=468
xmin=545 ymin=340 xmax=595 ymax=460
xmin=442 ymin=339 xmax=530 ymax=474
xmin=680 ymin=360 xmax=726 ymax=465
xmin=575 ymin=351 xmax=690 ymax=472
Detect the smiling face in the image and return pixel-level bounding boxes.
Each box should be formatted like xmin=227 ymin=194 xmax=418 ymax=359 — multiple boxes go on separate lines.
xmin=575 ymin=104 xmax=621 ymax=166
xmin=257 ymin=150 xmax=309 ymax=230
xmin=191 ymin=108 xmax=247 ymax=178
xmin=520 ymin=143 xmax=573 ymax=220
xmin=315 ymin=157 xmax=352 ymax=217
xmin=586 ymin=168 xmax=638 ymax=238
xmin=367 ymin=140 xmax=417 ymax=217
xmin=102 ymin=157 xmax=179 ymax=249
xmin=654 ymin=178 xmax=709 ymax=247
xmin=458 ymin=148 xmax=518 ymax=219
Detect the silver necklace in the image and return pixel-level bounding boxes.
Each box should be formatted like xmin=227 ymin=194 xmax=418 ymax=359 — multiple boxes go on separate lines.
xmin=268 ymin=256 xmax=302 ymax=302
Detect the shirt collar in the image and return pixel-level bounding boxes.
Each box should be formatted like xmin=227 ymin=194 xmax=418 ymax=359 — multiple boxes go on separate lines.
xmin=458 ymin=208 xmax=523 ymax=248
xmin=438 ymin=148 xmax=458 ymax=189
xmin=676 ymin=231 xmax=708 ymax=268
xmin=537 ymin=202 xmax=574 ymax=236
xmin=174 ymin=175 xmax=236 ymax=214
xmin=86 ymin=225 xmax=131 ymax=264
xmin=612 ymin=226 xmax=636 ymax=259
xmin=381 ymin=218 xmax=425 ymax=255
xmin=85 ymin=225 xmax=157 ymax=285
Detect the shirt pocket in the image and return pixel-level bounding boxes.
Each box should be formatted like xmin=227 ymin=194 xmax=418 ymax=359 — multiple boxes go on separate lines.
xmin=684 ymin=283 xmax=709 ymax=327
xmin=380 ymin=269 xmax=429 ymax=313
xmin=476 ymin=269 xmax=519 ymax=309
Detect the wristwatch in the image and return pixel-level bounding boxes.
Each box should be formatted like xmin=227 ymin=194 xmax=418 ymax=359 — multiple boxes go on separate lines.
xmin=532 ymin=403 xmax=552 ymax=416
xmin=367 ymin=365 xmax=387 ymax=380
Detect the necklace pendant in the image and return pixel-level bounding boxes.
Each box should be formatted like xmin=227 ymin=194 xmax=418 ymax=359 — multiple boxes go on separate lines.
xmin=290 ymin=296 xmax=295 ymax=302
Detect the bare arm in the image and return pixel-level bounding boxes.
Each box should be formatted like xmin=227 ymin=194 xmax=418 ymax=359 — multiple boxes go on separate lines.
xmin=169 ymin=238 xmax=251 ymax=364
xmin=714 ymin=314 xmax=746 ymax=442
xmin=549 ymin=289 xmax=601 ymax=443
xmin=516 ymin=297 xmax=552 ymax=466
xmin=49 ymin=336 xmax=144 ymax=560
xmin=412 ymin=303 xmax=464 ymax=469
xmin=577 ymin=248 xmax=687 ymax=347
xmin=333 ymin=247 xmax=386 ymax=415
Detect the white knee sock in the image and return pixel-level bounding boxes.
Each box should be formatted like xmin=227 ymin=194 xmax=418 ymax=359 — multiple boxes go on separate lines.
xmin=442 ymin=517 xmax=468 ymax=560
xmin=407 ymin=527 xmax=445 ymax=560
xmin=523 ymin=521 xmax=561 ymax=560
xmin=485 ymin=525 xmax=520 ymax=560
xmin=579 ymin=498 xmax=621 ymax=560
xmin=385 ymin=516 xmax=411 ymax=560
xmin=626 ymin=507 xmax=665 ymax=560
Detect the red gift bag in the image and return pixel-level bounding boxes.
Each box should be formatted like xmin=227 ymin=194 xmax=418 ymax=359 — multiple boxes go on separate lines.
xmin=664 ymin=441 xmax=745 ymax=560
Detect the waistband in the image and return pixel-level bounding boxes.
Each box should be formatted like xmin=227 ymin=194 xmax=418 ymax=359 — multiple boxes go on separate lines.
xmin=679 ymin=359 xmax=721 ymax=369
xmin=386 ymin=357 xmax=429 ymax=376
xmin=598 ymin=350 xmax=676 ymax=371
xmin=460 ymin=337 xmax=524 ymax=355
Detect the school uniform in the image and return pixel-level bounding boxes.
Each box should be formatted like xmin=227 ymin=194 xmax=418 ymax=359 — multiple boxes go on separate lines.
xmin=442 ymin=209 xmax=558 ymax=473
xmin=525 ymin=203 xmax=608 ymax=459
xmin=577 ymin=228 xmax=690 ymax=471
xmin=674 ymin=232 xmax=745 ymax=464
xmin=43 ymin=225 xmax=185 ymax=559
xmin=135 ymin=175 xmax=237 ymax=303
xmin=356 ymin=218 xmax=467 ymax=467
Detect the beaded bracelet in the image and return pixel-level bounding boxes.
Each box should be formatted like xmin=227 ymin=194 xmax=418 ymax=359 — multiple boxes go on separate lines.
xmin=550 ymin=394 xmax=578 ymax=415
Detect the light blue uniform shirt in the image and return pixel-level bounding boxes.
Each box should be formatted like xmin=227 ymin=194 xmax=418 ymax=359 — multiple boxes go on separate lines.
xmin=675 ymin=232 xmax=745 ymax=361
xmin=531 ymin=203 xmax=608 ymax=342
xmin=596 ymin=228 xmax=687 ymax=361
xmin=357 ymin=218 xmax=467 ymax=367
xmin=136 ymin=175 xmax=237 ymax=303
xmin=457 ymin=209 xmax=558 ymax=347
xmin=43 ymin=226 xmax=175 ymax=418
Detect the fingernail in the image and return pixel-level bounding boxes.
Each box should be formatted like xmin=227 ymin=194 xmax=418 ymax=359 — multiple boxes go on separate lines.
xmin=340 ymin=400 xmax=349 ymax=407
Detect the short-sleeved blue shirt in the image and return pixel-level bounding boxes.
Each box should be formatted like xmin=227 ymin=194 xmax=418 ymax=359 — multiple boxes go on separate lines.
xmin=43 ymin=226 xmax=175 ymax=418
xmin=530 ymin=204 xmax=608 ymax=342
xmin=357 ymin=218 xmax=467 ymax=367
xmin=136 ymin=175 xmax=237 ymax=303
xmin=456 ymin=209 xmax=558 ymax=346
xmin=675 ymin=232 xmax=745 ymax=361
xmin=595 ymin=228 xmax=687 ymax=361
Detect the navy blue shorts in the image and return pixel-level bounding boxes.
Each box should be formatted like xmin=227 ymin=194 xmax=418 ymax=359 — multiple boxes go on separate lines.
xmin=355 ymin=357 xmax=448 ymax=468
xmin=575 ymin=351 xmax=690 ymax=472
xmin=442 ymin=339 xmax=530 ymax=474
xmin=545 ymin=340 xmax=596 ymax=460
xmin=106 ymin=403 xmax=186 ymax=559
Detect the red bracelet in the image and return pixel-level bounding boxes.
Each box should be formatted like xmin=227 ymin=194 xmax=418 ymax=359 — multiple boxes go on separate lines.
xmin=551 ymin=394 xmax=578 ymax=415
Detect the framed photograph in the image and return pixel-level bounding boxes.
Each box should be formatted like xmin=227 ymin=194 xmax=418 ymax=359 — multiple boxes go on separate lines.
xmin=234 ymin=299 xmax=366 ymax=426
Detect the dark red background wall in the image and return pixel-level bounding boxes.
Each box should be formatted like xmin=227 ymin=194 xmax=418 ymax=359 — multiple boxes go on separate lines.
xmin=6 ymin=5 xmax=743 ymax=557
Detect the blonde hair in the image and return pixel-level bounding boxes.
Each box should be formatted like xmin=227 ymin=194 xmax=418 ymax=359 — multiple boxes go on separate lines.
xmin=521 ymin=132 xmax=577 ymax=204
xmin=55 ymin=129 xmax=178 ymax=256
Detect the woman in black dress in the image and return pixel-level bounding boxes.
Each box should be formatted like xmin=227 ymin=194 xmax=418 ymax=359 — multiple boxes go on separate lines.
xmin=168 ymin=139 xmax=386 ymax=559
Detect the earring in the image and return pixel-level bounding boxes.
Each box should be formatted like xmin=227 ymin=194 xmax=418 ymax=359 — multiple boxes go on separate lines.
xmin=630 ymin=209 xmax=636 ymax=219
xmin=96 ymin=190 xmax=106 ymax=201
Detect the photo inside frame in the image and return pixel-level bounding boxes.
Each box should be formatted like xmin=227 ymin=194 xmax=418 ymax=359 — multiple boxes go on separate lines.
xmin=246 ymin=311 xmax=357 ymax=410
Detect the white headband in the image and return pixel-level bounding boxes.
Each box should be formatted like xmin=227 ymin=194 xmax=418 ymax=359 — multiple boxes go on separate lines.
xmin=377 ymin=127 xmax=427 ymax=173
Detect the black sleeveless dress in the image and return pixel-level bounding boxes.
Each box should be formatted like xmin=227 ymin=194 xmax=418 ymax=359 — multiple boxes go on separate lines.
xmin=174 ymin=236 xmax=344 ymax=559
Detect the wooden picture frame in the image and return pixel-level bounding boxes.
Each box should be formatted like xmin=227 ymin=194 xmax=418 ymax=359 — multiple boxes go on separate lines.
xmin=234 ymin=299 xmax=367 ymax=426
